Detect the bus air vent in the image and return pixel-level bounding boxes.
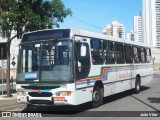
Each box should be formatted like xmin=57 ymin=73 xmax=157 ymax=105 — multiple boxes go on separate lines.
xmin=28 ymin=92 xmax=52 ymax=97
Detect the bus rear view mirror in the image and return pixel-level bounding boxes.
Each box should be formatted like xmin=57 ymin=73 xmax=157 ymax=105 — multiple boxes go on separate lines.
xmin=80 ymin=45 xmax=86 ymax=57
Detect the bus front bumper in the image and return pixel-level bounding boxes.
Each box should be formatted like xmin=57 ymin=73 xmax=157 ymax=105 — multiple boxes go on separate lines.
xmin=17 ymin=95 xmax=72 ymax=106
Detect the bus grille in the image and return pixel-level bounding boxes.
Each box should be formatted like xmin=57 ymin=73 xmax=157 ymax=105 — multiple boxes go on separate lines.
xmin=29 ymin=100 xmax=53 ymax=104
xmin=28 ymin=92 xmax=52 ymax=97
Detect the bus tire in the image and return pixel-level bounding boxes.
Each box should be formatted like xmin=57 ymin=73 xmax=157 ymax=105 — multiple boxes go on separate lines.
xmin=92 ymin=86 xmax=102 ymax=108
xmin=100 ymin=87 xmax=104 ymax=105
xmin=134 ymin=76 xmax=141 ymax=94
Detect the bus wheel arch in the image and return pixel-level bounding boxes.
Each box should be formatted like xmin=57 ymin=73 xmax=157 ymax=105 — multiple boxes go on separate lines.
xmin=134 ymin=75 xmax=141 ymax=94
xmin=92 ymin=81 xmax=104 ymax=108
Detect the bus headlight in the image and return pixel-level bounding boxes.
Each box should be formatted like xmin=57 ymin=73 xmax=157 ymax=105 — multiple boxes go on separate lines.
xmin=56 ymin=91 xmax=72 ymax=96
xmin=56 ymin=91 xmax=60 ymax=96
xmin=61 ymin=91 xmax=67 ymax=96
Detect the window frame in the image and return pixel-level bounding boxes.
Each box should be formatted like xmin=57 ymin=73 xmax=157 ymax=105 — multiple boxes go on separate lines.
xmin=140 ymin=47 xmax=146 ymax=63
xmin=133 ymin=46 xmax=140 ymax=63
xmin=115 ymin=42 xmax=125 ymax=64
xmin=75 ymin=41 xmax=91 ymax=80
xmin=90 ymin=38 xmax=103 ymax=65
xmin=103 ymin=40 xmax=115 ymax=64
xmin=124 ymin=44 xmax=133 ymax=64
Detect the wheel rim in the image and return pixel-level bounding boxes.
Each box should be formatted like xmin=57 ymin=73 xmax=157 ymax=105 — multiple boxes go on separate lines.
xmin=93 ymin=90 xmax=100 ymax=102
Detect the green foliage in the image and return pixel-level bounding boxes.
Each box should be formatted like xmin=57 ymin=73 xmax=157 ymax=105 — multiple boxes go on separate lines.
xmin=0 ymin=0 xmax=71 ymax=97
xmin=0 ymin=0 xmax=72 ymax=39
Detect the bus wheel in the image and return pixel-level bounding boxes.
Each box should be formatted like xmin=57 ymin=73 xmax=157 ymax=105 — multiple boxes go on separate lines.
xmin=134 ymin=77 xmax=141 ymax=94
xmin=92 ymin=86 xmax=101 ymax=108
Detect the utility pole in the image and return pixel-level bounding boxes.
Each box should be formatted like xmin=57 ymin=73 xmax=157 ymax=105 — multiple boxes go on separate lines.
xmin=1 ymin=48 xmax=4 ymax=95
xmin=6 ymin=38 xmax=11 ymax=97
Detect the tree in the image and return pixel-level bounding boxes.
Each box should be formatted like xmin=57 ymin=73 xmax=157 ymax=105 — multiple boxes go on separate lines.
xmin=0 ymin=0 xmax=72 ymax=97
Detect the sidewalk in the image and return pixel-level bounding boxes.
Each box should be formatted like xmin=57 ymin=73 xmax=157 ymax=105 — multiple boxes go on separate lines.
xmin=153 ymin=70 xmax=160 ymax=74
xmin=0 ymin=82 xmax=16 ymax=86
xmin=0 ymin=82 xmax=16 ymax=96
xmin=0 ymin=93 xmax=26 ymax=111
xmin=0 ymin=93 xmax=16 ymax=100
xmin=0 ymin=87 xmax=22 ymax=111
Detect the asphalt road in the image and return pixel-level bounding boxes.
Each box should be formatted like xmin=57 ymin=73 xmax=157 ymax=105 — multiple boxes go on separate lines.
xmin=1 ymin=71 xmax=160 ymax=119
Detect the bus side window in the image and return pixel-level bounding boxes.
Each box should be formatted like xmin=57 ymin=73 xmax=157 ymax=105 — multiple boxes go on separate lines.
xmin=133 ymin=46 xmax=140 ymax=63
xmin=103 ymin=41 xmax=108 ymax=64
xmin=91 ymin=39 xmax=103 ymax=65
xmin=124 ymin=44 xmax=133 ymax=64
xmin=105 ymin=41 xmax=115 ymax=64
xmin=140 ymin=47 xmax=146 ymax=63
xmin=75 ymin=42 xmax=90 ymax=80
xmin=115 ymin=43 xmax=125 ymax=64
xmin=146 ymin=48 xmax=151 ymax=63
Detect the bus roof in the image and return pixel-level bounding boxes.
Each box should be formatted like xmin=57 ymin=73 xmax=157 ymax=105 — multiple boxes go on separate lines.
xmin=70 ymin=28 xmax=151 ymax=48
xmin=22 ymin=28 xmax=151 ymax=48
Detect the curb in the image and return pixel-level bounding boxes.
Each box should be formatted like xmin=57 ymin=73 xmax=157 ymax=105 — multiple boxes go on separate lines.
xmin=0 ymin=94 xmax=16 ymax=100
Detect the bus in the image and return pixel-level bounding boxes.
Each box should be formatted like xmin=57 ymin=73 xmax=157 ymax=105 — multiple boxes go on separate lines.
xmin=16 ymin=28 xmax=153 ymax=108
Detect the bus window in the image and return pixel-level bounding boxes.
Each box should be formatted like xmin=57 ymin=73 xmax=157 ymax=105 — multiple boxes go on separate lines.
xmin=103 ymin=41 xmax=108 ymax=64
xmin=41 ymin=42 xmax=55 ymax=70
xmin=18 ymin=43 xmax=41 ymax=73
xmin=133 ymin=46 xmax=140 ymax=63
xmin=140 ymin=47 xmax=146 ymax=63
xmin=124 ymin=44 xmax=133 ymax=64
xmin=146 ymin=48 xmax=151 ymax=63
xmin=103 ymin=41 xmax=115 ymax=64
xmin=75 ymin=42 xmax=90 ymax=80
xmin=91 ymin=39 xmax=103 ymax=65
xmin=115 ymin=43 xmax=125 ymax=64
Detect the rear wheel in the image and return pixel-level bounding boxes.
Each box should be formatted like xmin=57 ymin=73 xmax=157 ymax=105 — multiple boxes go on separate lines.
xmin=92 ymin=86 xmax=103 ymax=108
xmin=134 ymin=77 xmax=141 ymax=94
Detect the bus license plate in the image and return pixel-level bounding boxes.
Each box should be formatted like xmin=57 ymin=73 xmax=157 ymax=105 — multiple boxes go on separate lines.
xmin=54 ymin=97 xmax=65 ymax=101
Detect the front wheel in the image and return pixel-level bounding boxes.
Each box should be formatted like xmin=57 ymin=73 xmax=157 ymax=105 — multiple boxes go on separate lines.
xmin=92 ymin=87 xmax=103 ymax=108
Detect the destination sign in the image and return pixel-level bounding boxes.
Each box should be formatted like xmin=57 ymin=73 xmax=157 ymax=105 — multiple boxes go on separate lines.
xmin=21 ymin=29 xmax=70 ymax=42
xmin=28 ymin=33 xmax=63 ymax=41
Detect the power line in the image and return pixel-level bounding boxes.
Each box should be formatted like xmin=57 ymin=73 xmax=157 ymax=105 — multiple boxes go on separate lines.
xmin=70 ymin=16 xmax=104 ymax=30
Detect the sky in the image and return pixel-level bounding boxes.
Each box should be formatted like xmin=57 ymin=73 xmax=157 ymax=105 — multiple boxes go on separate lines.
xmin=59 ymin=0 xmax=142 ymax=34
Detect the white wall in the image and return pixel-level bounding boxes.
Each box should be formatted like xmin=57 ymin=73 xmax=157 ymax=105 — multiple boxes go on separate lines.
xmin=0 ymin=30 xmax=21 ymax=79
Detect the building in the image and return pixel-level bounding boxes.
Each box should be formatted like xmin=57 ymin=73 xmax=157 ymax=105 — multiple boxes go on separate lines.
xmin=103 ymin=20 xmax=126 ymax=39
xmin=127 ymin=31 xmax=134 ymax=41
xmin=134 ymin=16 xmax=142 ymax=42
xmin=0 ymin=30 xmax=21 ymax=79
xmin=142 ymin=0 xmax=156 ymax=46
xmin=155 ymin=0 xmax=160 ymax=47
xmin=142 ymin=0 xmax=160 ymax=65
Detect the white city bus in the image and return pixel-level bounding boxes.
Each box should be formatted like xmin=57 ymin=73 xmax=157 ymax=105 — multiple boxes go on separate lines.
xmin=16 ymin=29 xmax=153 ymax=108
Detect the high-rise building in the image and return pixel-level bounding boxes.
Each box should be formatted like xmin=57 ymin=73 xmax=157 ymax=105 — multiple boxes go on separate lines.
xmin=134 ymin=16 xmax=142 ymax=42
xmin=155 ymin=0 xmax=160 ymax=47
xmin=127 ymin=31 xmax=134 ymax=41
xmin=142 ymin=0 xmax=160 ymax=65
xmin=142 ymin=0 xmax=156 ymax=47
xmin=103 ymin=20 xmax=125 ymax=39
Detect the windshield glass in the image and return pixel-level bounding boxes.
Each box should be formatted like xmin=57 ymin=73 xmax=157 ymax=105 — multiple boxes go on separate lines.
xmin=17 ymin=40 xmax=73 ymax=82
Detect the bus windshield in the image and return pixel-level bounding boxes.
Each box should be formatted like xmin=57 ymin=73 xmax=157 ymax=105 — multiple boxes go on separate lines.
xmin=17 ymin=39 xmax=73 ymax=83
